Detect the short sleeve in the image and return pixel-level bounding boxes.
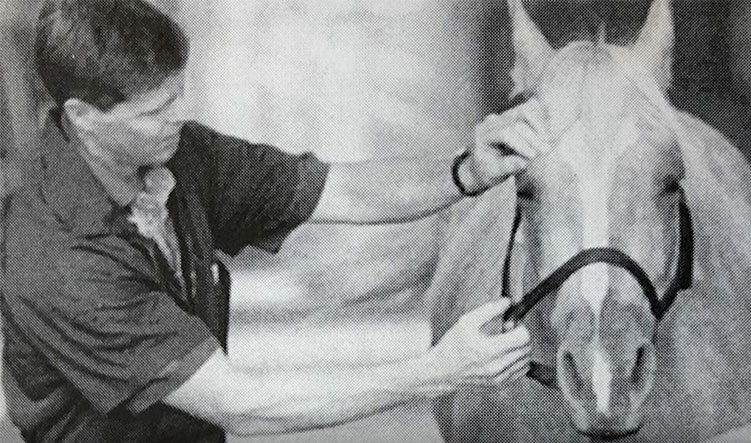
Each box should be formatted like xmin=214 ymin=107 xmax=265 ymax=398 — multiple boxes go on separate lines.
xmin=180 ymin=123 xmax=330 ymax=256
xmin=4 ymin=238 xmax=221 ymax=414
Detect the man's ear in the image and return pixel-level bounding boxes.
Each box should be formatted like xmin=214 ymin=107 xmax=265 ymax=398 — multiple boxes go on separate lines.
xmin=63 ymin=98 xmax=102 ymax=132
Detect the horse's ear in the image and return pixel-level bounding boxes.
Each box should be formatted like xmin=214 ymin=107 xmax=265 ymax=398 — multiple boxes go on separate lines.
xmin=630 ymin=0 xmax=674 ymax=89
xmin=507 ymin=0 xmax=554 ymax=96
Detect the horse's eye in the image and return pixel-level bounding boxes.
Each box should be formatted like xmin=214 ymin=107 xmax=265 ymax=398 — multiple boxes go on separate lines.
xmin=663 ymin=181 xmax=681 ymax=195
xmin=516 ymin=176 xmax=537 ymax=201
xmin=517 ymin=188 xmax=535 ymax=200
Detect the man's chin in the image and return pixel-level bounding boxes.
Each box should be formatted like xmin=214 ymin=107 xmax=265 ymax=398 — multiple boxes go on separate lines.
xmin=154 ymin=150 xmax=177 ymax=164
xmin=150 ymin=141 xmax=180 ymax=165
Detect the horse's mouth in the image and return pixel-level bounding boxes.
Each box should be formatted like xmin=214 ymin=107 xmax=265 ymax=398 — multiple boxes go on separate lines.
xmin=577 ymin=425 xmax=642 ymax=441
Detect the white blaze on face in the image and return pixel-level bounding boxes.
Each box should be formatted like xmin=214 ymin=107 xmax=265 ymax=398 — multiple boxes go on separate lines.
xmin=579 ymin=173 xmax=611 ymax=314
xmin=592 ymin=347 xmax=613 ymax=414
xmin=576 ymin=112 xmax=617 ymax=416
xmin=580 ymin=183 xmax=615 ymax=415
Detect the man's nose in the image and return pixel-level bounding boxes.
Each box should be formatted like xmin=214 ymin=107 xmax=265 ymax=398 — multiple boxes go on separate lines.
xmin=165 ymin=96 xmax=194 ymax=123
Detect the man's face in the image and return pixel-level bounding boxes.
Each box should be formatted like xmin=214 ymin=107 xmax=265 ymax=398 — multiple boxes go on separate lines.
xmin=67 ymin=72 xmax=190 ymax=167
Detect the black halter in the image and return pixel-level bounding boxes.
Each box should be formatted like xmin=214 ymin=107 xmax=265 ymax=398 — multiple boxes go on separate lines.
xmin=494 ymin=188 xmax=694 ymax=390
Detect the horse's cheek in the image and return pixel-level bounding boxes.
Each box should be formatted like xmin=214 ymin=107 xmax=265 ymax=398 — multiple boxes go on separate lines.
xmin=648 ymin=300 xmax=737 ymax=440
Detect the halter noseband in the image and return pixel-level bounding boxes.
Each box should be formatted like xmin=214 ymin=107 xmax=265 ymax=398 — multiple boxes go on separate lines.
xmin=492 ymin=188 xmax=694 ymax=390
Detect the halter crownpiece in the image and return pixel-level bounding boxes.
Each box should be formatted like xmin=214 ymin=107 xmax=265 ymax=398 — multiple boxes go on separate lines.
xmin=490 ymin=187 xmax=694 ymax=390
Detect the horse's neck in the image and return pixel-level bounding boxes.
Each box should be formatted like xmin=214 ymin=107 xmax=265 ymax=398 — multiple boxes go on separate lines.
xmin=670 ymin=111 xmax=751 ymax=378
xmin=653 ymin=110 xmax=751 ymax=433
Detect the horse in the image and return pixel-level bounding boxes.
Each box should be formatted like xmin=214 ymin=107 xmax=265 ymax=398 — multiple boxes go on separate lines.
xmin=429 ymin=0 xmax=751 ymax=441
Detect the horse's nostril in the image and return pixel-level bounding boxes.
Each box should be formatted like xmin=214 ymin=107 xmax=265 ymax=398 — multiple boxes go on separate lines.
xmin=562 ymin=351 xmax=584 ymax=395
xmin=630 ymin=344 xmax=656 ymax=403
xmin=631 ymin=346 xmax=645 ymax=385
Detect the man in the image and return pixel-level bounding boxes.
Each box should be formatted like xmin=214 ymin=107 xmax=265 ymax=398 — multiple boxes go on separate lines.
xmin=1 ymin=0 xmax=551 ymax=441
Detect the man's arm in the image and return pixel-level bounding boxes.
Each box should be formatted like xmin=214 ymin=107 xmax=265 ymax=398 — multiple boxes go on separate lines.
xmin=164 ymin=300 xmax=530 ymax=437
xmin=309 ymin=99 xmax=551 ymax=224
xmin=309 ymin=154 xmax=523 ymax=224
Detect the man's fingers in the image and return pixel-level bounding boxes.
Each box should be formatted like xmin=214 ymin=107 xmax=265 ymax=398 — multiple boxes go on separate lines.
xmin=458 ymin=355 xmax=530 ymax=387
xmin=492 ymin=355 xmax=531 ymax=381
xmin=479 ymin=122 xmax=550 ymax=160
xmin=461 ymin=349 xmax=530 ymax=386
xmin=492 ymin=362 xmax=530 ymax=386
xmin=487 ymin=345 xmax=531 ymax=370
xmin=498 ymin=154 xmax=530 ymax=179
xmin=478 ymin=120 xmax=537 ymax=159
xmin=479 ymin=128 xmax=537 ymax=162
xmin=514 ymin=124 xmax=552 ymax=155
xmin=485 ymin=325 xmax=531 ymax=352
xmin=516 ymin=98 xmax=552 ymax=141
xmin=478 ymin=98 xmax=554 ymax=159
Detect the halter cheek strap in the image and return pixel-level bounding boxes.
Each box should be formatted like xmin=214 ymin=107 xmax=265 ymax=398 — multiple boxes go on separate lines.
xmin=492 ymin=189 xmax=694 ymax=390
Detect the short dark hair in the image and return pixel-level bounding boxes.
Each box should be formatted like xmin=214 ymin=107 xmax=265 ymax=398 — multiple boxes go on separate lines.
xmin=35 ymin=0 xmax=189 ymax=110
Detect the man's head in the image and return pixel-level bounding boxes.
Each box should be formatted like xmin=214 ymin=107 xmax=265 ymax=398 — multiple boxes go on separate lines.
xmin=36 ymin=0 xmax=191 ymax=166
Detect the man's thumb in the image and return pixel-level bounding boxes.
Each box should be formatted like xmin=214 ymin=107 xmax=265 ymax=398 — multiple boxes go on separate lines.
xmin=464 ymin=299 xmax=512 ymax=329
xmin=501 ymin=155 xmax=529 ymax=176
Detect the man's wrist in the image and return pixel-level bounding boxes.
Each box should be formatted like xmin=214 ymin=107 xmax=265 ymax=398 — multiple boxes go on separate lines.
xmin=399 ymin=352 xmax=457 ymax=399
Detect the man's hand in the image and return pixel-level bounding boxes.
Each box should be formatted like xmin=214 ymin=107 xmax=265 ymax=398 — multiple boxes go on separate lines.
xmin=424 ymin=299 xmax=531 ymax=389
xmin=458 ymin=99 xmax=552 ymax=195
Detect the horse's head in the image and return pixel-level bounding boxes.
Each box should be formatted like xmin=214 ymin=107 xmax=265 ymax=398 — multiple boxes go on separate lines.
xmin=506 ymin=0 xmax=685 ymax=438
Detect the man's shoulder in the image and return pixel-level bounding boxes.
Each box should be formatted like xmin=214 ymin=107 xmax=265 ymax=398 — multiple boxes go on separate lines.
xmin=173 ymin=121 xmax=271 ymax=188
xmin=4 ymin=195 xmax=154 ymax=304
xmin=179 ymin=121 xmax=219 ymax=147
xmin=177 ymin=121 xmax=274 ymax=155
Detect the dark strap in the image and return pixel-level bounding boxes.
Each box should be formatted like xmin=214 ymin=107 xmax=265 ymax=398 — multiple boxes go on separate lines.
xmin=651 ymin=197 xmax=694 ymax=320
xmin=528 ymin=361 xmax=559 ymax=390
xmin=494 ymin=190 xmax=694 ymax=390
xmin=501 ymin=204 xmax=523 ymax=301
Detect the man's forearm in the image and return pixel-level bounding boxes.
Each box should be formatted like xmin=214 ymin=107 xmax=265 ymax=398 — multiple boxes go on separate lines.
xmin=222 ymin=353 xmax=450 ymax=436
xmin=311 ymin=156 xmax=480 ymax=224
xmin=166 ymin=302 xmax=529 ymax=436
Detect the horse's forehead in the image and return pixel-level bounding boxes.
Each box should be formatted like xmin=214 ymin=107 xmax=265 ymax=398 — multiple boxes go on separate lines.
xmin=533 ymin=45 xmax=654 ymax=182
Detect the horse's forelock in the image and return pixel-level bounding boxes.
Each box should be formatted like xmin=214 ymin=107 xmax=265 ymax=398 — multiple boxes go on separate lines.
xmin=534 ymin=43 xmax=673 ymax=155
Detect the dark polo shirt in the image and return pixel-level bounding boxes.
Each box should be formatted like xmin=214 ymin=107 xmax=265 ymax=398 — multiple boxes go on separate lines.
xmin=1 ymin=116 xmax=329 ymax=442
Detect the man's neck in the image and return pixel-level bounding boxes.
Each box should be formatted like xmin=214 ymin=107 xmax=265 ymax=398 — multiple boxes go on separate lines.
xmin=62 ymin=114 xmax=144 ymax=207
